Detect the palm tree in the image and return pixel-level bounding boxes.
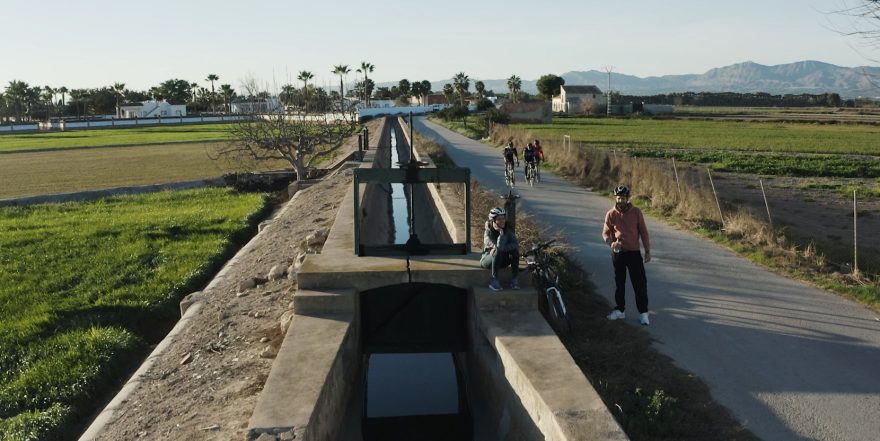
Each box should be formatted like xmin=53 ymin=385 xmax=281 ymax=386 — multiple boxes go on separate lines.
xmin=332 ymin=64 xmax=350 ymax=108
xmin=41 ymin=86 xmax=55 ymax=121
xmin=420 ymin=80 xmax=432 ymax=104
xmin=356 ymin=61 xmax=375 ymax=106
xmin=297 ymin=71 xmax=314 ymax=111
xmin=219 ymin=84 xmax=235 ymax=113
xmin=5 ymin=80 xmax=30 ymax=122
xmin=190 ymin=82 xmax=199 ymax=106
xmin=411 ymin=81 xmax=424 ymax=105
xmin=206 ymin=74 xmax=219 ymax=112
xmin=474 ymin=81 xmax=486 ymax=100
xmin=57 ymin=86 xmax=68 ymax=114
xmin=442 ymin=84 xmax=454 ymax=106
xmin=453 ymin=72 xmax=470 ymax=107
xmin=112 ymin=82 xmax=125 ymax=118
xmin=280 ymin=84 xmax=296 ymax=108
xmin=507 ymin=75 xmax=522 ymax=103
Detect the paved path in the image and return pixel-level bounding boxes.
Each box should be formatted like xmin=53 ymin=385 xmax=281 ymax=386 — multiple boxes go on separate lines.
xmin=415 ymin=117 xmax=880 ymax=441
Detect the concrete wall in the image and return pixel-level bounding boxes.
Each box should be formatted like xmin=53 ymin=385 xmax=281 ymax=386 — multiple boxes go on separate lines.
xmin=397 ymin=116 xmax=462 ymax=243
xmin=358 ymin=118 xmax=394 ymax=246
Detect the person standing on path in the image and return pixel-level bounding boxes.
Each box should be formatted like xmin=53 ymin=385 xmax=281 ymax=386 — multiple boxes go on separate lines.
xmin=603 ymin=185 xmax=653 ymax=325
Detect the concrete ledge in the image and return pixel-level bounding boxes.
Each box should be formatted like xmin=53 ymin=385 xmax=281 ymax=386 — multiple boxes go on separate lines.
xmin=477 ymin=310 xmax=628 ymax=441
xmin=293 ymin=289 xmax=356 ymax=315
xmin=473 ymin=287 xmax=537 ymax=311
xmin=248 ymin=312 xmax=358 ymax=440
xmin=298 ymin=253 xmax=494 ymax=291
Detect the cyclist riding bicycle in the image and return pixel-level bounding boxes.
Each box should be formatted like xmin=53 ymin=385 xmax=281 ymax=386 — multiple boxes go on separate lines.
xmin=534 ymin=139 xmax=545 ymax=163
xmin=523 ymin=143 xmax=538 ymax=176
xmin=503 ymin=141 xmax=519 ymax=168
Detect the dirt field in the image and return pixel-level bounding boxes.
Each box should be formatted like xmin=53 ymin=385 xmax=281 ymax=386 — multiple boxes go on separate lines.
xmin=703 ymin=169 xmax=880 ymax=272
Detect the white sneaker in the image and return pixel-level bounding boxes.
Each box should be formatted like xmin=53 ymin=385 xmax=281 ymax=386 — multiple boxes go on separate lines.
xmin=606 ymin=310 xmax=625 ymax=320
xmin=639 ymin=312 xmax=650 ymax=326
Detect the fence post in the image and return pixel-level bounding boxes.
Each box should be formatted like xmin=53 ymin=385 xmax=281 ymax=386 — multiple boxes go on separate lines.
xmin=707 ymin=169 xmax=724 ymax=228
xmin=672 ymin=158 xmax=683 ymax=202
xmin=760 ymin=179 xmax=773 ymax=230
xmin=854 ymin=189 xmax=859 ymax=275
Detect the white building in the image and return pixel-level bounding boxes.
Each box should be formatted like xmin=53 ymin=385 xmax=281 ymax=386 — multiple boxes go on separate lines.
xmin=551 ymin=85 xmax=606 ymax=115
xmin=230 ymin=97 xmax=284 ymax=114
xmin=120 ymin=101 xmax=186 ymax=118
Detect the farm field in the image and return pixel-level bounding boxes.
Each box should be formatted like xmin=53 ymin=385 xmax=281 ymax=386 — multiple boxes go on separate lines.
xmin=0 ymin=142 xmax=290 ymax=200
xmin=0 ymin=123 xmax=233 ymax=152
xmin=521 ymin=117 xmax=880 ymax=154
xmin=0 ymin=188 xmax=270 ymax=440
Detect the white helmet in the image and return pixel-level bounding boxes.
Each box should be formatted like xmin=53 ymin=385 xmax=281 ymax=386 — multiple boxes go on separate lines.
xmin=488 ymin=207 xmax=507 ymax=220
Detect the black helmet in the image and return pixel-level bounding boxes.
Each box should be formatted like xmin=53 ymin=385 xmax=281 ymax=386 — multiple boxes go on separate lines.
xmin=488 ymin=207 xmax=507 ymax=220
xmin=613 ymin=185 xmax=630 ymax=197
xmin=506 ymin=141 xmax=513 ymax=147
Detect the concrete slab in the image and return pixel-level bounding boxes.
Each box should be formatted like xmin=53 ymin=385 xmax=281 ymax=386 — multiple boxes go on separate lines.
xmin=476 ymin=308 xmax=628 ymax=441
xmin=293 ymin=289 xmax=356 ymax=315
xmin=247 ymin=312 xmax=358 ymax=440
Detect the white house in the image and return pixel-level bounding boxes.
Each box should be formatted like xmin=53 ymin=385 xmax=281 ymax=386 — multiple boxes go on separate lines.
xmin=120 ymin=101 xmax=186 ymax=118
xmin=551 ymin=85 xmax=606 ymax=114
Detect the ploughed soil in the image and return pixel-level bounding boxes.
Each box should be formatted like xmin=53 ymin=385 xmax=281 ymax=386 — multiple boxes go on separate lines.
xmin=90 ymin=168 xmax=352 ymax=441
xmin=709 ymin=171 xmax=880 ymax=273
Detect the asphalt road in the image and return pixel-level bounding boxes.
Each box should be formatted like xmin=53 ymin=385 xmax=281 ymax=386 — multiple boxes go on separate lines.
xmin=415 ymin=117 xmax=880 ymax=441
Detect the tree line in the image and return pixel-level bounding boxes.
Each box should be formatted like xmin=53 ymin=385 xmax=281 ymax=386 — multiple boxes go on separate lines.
xmin=615 ymin=91 xmax=876 ymax=108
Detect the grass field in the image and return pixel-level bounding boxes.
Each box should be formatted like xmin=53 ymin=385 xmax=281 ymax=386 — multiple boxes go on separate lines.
xmin=0 ymin=142 xmax=291 ymax=199
xmin=0 ymin=124 xmax=233 ymax=152
xmin=0 ymin=188 xmax=270 ymax=440
xmin=520 ymin=117 xmax=880 ymax=155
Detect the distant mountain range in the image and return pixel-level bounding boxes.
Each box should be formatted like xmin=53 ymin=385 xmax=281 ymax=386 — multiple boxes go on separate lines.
xmin=415 ymin=61 xmax=880 ymax=99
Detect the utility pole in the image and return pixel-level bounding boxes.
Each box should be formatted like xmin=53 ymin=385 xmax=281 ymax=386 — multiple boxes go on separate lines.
xmin=604 ymin=66 xmax=613 ymax=116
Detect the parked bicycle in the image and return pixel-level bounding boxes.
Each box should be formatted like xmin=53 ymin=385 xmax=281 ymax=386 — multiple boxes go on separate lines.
xmin=522 ymin=239 xmax=571 ymax=334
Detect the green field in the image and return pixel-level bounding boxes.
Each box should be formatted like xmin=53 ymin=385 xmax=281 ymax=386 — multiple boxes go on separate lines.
xmin=0 ymin=142 xmax=290 ymax=199
xmin=521 ymin=117 xmax=880 ymax=155
xmin=0 ymin=189 xmax=270 ymax=440
xmin=0 ymin=124 xmax=234 ymax=152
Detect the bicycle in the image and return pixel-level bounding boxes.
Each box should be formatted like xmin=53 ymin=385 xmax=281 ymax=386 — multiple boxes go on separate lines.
xmin=524 ymin=161 xmax=537 ymax=187
xmin=504 ymin=159 xmax=516 ymax=188
xmin=522 ymin=239 xmax=571 ymax=334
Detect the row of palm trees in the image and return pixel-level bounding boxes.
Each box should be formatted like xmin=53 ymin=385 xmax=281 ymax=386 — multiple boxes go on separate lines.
xmin=2 ymin=65 xmax=528 ymax=122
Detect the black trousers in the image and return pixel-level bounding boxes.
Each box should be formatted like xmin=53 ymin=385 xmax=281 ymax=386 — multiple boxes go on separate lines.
xmin=612 ymin=250 xmax=648 ymax=313
xmin=480 ymin=250 xmax=520 ymax=278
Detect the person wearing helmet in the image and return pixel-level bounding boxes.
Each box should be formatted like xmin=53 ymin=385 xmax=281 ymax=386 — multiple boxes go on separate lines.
xmin=480 ymin=207 xmax=520 ymax=291
xmin=522 ymin=142 xmax=537 ymax=175
xmin=533 ymin=139 xmax=544 ymax=181
xmin=503 ymin=141 xmax=519 ymax=168
xmin=602 ymin=185 xmax=653 ymax=325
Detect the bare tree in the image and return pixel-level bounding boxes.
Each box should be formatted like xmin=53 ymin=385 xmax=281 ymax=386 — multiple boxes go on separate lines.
xmin=212 ymin=77 xmax=358 ymax=181
xmin=831 ymin=1 xmax=880 ymax=88
xmin=833 ymin=0 xmax=880 ymax=58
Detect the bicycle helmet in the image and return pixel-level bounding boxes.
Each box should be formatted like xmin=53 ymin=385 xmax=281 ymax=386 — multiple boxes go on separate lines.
xmin=613 ymin=185 xmax=630 ymax=197
xmin=488 ymin=207 xmax=507 ymax=220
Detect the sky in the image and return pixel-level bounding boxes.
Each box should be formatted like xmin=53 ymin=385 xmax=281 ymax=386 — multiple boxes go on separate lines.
xmin=1 ymin=0 xmax=876 ymax=93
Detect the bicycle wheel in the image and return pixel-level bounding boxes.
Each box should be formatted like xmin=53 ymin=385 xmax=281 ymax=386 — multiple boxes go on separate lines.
xmin=546 ymin=286 xmax=571 ymax=334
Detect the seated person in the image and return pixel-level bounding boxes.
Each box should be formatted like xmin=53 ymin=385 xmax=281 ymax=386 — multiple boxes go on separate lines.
xmin=480 ymin=207 xmax=520 ymax=291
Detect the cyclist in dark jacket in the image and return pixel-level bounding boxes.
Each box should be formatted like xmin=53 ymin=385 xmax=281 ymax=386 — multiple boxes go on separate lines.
xmin=480 ymin=207 xmax=520 ymax=291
